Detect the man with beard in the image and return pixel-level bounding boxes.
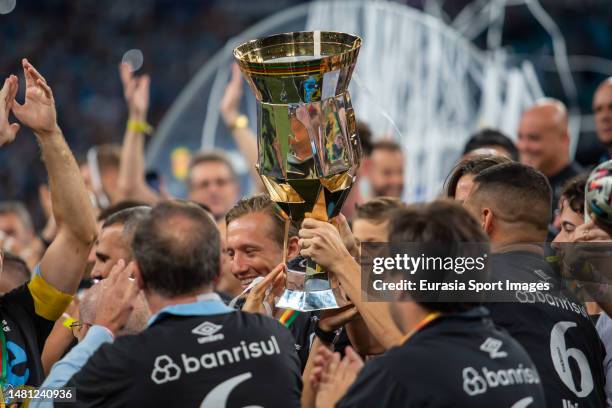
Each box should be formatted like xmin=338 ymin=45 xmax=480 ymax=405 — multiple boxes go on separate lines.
xmin=463 ymin=162 xmax=606 ymax=407
xmin=365 ymin=141 xmax=404 ymax=198
xmin=303 ymin=201 xmax=545 ymax=407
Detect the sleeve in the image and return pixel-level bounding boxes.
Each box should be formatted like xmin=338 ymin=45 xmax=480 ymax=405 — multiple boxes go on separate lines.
xmin=272 ymin=317 xmax=303 ymax=380
xmin=336 ymin=360 xmax=408 ymax=408
xmin=288 ymin=313 xmax=316 ymax=371
xmin=2 ymin=266 xmax=72 ymax=350
xmin=27 ymin=264 xmax=73 ymax=321
xmin=59 ymin=337 xmax=135 ymax=407
xmin=596 ymin=314 xmax=612 ymax=406
xmin=29 ymin=326 xmax=113 ymax=408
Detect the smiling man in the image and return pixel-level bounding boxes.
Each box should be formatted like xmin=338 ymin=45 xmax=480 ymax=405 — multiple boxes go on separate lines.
xmin=517 ymin=99 xmax=582 ymax=214
xmin=225 ymin=194 xmax=321 ymax=370
xmin=225 ymin=194 xmax=300 ymax=291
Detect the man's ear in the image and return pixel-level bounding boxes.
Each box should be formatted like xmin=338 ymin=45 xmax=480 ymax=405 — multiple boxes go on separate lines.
xmin=286 ymin=236 xmax=300 ymax=260
xmin=482 ymin=208 xmax=494 ymax=235
xmin=132 ymin=262 xmax=145 ymax=291
xmin=561 ymin=129 xmax=570 ymax=147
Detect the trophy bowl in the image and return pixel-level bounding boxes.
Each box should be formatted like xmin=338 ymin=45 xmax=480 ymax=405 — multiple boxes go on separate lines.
xmin=234 ymin=31 xmax=362 ymax=311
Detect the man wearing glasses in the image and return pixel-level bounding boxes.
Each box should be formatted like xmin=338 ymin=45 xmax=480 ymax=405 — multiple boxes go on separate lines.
xmin=187 ymin=151 xmax=240 ymax=221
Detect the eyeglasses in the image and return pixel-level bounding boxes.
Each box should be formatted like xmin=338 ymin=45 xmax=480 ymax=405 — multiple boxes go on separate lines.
xmin=69 ymin=321 xmax=92 ymax=337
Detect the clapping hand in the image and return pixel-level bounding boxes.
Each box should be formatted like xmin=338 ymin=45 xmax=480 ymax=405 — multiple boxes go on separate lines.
xmin=12 ymin=59 xmax=58 ymax=137
xmin=242 ymin=263 xmax=286 ymax=315
xmin=312 ymin=346 xmax=364 ymax=408
xmin=0 ymin=75 xmax=19 ymax=146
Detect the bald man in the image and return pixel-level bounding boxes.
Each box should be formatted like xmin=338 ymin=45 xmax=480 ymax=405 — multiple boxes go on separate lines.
xmin=517 ymin=98 xmax=583 ymax=216
xmin=593 ymin=78 xmax=612 ymax=160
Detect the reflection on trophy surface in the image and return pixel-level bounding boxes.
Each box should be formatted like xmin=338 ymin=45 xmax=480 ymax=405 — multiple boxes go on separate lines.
xmin=234 ymin=31 xmax=362 ymax=311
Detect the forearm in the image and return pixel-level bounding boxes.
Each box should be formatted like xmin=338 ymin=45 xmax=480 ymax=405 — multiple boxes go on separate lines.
xmin=345 ymin=317 xmax=386 ymax=356
xmin=35 ymin=325 xmax=113 ymax=402
xmin=332 ymin=256 xmax=403 ymax=349
xmin=117 ymin=122 xmax=159 ymax=203
xmin=230 ymin=126 xmax=264 ymax=192
xmin=42 ymin=319 xmax=76 ymax=376
xmin=37 ymin=127 xmax=96 ymax=244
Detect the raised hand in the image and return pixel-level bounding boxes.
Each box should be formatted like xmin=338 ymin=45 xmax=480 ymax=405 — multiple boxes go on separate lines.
xmin=299 ymin=218 xmax=354 ymax=272
xmin=314 ymin=346 xmax=363 ymax=408
xmin=220 ymin=63 xmax=244 ymax=126
xmin=119 ymin=62 xmax=150 ymax=121
xmin=93 ymin=260 xmax=140 ymax=335
xmin=331 ymin=214 xmax=359 ymax=258
xmin=11 ymin=59 xmax=57 ymax=136
xmin=242 ymin=263 xmax=286 ymax=315
xmin=0 ymin=75 xmax=20 ymax=146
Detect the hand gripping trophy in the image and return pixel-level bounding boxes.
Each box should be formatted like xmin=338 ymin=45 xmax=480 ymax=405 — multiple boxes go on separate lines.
xmin=233 ymin=31 xmax=362 ymax=311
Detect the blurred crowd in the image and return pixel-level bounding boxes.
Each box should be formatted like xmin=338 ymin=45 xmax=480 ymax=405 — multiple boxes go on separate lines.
xmin=0 ymin=0 xmax=303 ymax=226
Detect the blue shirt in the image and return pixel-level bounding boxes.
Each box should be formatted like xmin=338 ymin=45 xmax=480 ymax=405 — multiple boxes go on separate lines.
xmin=30 ymin=325 xmax=113 ymax=408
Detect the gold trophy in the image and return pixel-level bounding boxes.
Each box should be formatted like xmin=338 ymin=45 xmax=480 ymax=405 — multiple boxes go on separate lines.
xmin=234 ymin=31 xmax=362 ymax=311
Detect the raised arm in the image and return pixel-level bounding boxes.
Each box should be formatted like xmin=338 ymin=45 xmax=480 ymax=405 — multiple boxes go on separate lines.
xmin=12 ymin=59 xmax=97 ymax=294
xmin=220 ymin=63 xmax=263 ymax=192
xmin=299 ymin=218 xmax=403 ymax=349
xmin=0 ymin=75 xmax=20 ymax=146
xmin=116 ymin=62 xmax=159 ymax=204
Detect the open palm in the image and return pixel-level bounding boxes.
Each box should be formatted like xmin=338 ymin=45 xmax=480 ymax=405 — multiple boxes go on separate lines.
xmin=119 ymin=62 xmax=150 ymax=120
xmin=0 ymin=75 xmax=20 ymax=146
xmin=12 ymin=59 xmax=57 ymax=136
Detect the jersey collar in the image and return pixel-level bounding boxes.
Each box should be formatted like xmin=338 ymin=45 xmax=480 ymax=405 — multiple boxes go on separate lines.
xmin=147 ymin=292 xmax=233 ymax=327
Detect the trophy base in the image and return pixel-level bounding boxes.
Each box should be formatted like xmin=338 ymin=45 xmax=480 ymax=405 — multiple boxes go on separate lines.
xmin=275 ymin=257 xmax=350 ymax=311
xmin=276 ymin=287 xmax=349 ymax=312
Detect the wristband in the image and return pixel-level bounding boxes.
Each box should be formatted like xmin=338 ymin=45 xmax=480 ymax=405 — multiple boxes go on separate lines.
xmin=127 ymin=119 xmax=154 ymax=135
xmin=62 ymin=313 xmax=75 ymax=329
xmin=229 ymin=114 xmax=249 ymax=130
xmin=314 ymin=322 xmax=338 ymax=344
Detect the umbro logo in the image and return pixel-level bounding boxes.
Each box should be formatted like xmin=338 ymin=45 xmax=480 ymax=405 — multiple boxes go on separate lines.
xmin=533 ymin=269 xmax=551 ymax=281
xmin=192 ymin=321 xmax=224 ymax=344
xmin=480 ymin=337 xmax=508 ymax=359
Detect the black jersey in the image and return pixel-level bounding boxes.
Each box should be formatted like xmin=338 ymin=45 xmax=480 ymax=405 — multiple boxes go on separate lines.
xmin=63 ymin=302 xmax=302 ymax=407
xmin=337 ymin=307 xmax=546 ymax=407
xmin=487 ymin=251 xmax=606 ymax=407
xmin=1 ymin=272 xmax=72 ymax=388
xmin=289 ymin=311 xmax=352 ymax=371
xmin=288 ymin=311 xmax=316 ymax=370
